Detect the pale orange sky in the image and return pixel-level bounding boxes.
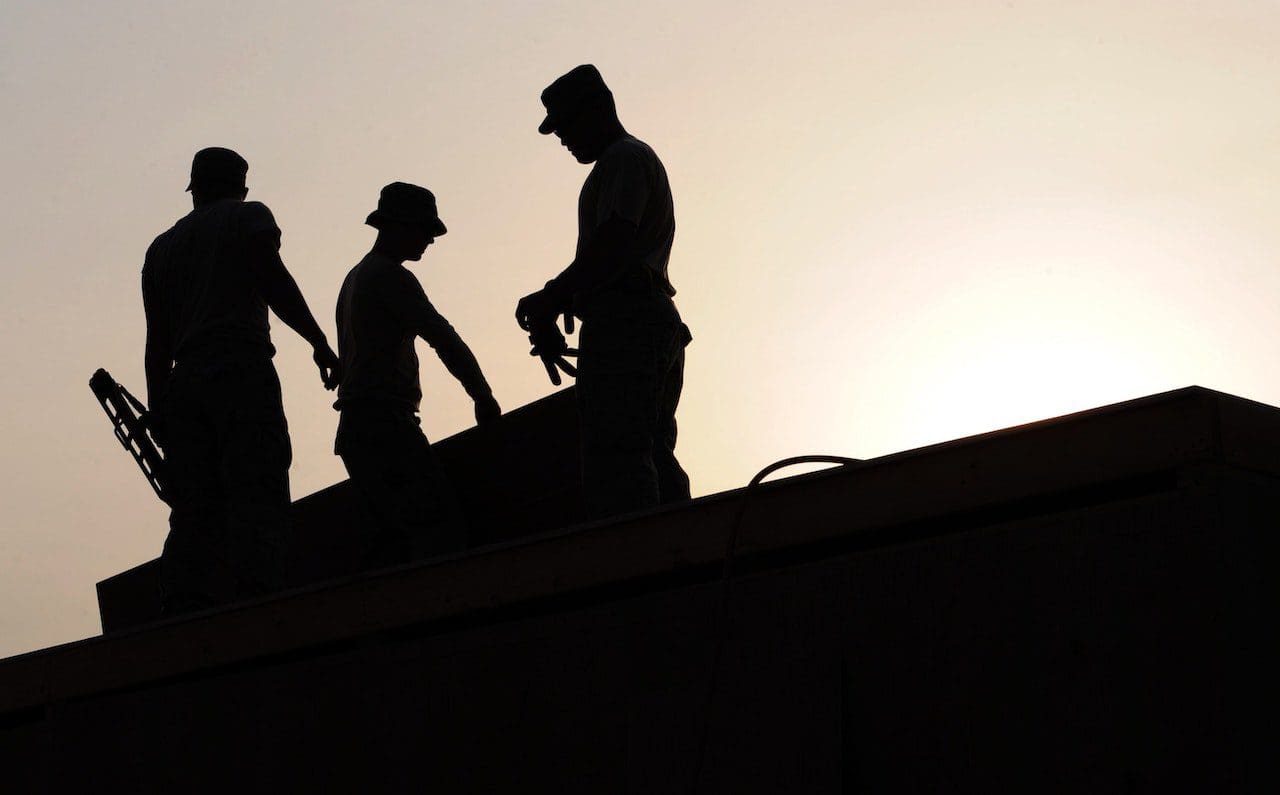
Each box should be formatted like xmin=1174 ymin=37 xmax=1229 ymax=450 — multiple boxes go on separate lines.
xmin=2 ymin=0 xmax=1278 ymax=658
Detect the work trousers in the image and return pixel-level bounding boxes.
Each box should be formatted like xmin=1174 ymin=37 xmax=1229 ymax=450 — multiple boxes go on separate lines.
xmin=576 ymin=292 xmax=691 ymax=520
xmin=336 ymin=406 xmax=466 ymax=568
xmin=161 ymin=359 xmax=291 ymax=610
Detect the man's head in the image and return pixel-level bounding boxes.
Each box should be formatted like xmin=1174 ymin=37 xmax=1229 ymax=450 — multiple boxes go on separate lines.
xmin=187 ymin=147 xmax=249 ymax=205
xmin=538 ymin=64 xmax=622 ymax=164
xmin=366 ymin=182 xmax=447 ymax=262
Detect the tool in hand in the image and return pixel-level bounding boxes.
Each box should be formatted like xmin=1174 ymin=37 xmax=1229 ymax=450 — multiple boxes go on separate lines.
xmin=89 ymin=368 xmax=169 ymax=504
xmin=527 ymin=319 xmax=578 ymax=386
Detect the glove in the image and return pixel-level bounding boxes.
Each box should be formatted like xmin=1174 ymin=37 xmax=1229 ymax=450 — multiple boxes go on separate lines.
xmin=527 ymin=319 xmax=578 ymax=386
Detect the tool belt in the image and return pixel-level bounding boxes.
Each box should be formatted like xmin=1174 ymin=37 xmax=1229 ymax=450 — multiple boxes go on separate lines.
xmin=574 ymin=266 xmax=677 ymax=324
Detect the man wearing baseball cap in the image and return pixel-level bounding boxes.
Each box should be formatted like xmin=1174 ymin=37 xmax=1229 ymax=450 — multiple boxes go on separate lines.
xmin=516 ymin=65 xmax=692 ymax=519
xmin=334 ymin=182 xmax=501 ymax=567
xmin=142 ymin=147 xmax=342 ymax=614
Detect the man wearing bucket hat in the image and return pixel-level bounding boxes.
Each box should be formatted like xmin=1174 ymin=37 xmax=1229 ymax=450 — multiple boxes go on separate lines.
xmin=516 ymin=64 xmax=692 ymax=520
xmin=334 ymin=182 xmax=501 ymax=566
xmin=142 ymin=146 xmax=341 ymax=614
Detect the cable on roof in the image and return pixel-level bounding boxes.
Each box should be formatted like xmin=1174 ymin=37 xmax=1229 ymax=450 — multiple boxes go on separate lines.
xmin=689 ymin=454 xmax=862 ymax=793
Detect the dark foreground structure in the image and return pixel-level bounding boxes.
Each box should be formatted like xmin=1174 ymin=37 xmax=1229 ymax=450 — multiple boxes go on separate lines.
xmin=1 ymin=386 xmax=1277 ymax=792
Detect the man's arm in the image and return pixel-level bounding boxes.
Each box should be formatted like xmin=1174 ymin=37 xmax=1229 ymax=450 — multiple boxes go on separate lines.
xmin=519 ymin=142 xmax=653 ymax=330
xmin=417 ymin=309 xmax=497 ymax=406
xmin=515 ymin=216 xmax=638 ymax=330
xmin=141 ymin=273 xmax=172 ymax=412
xmin=387 ymin=277 xmax=501 ymax=425
xmin=430 ymin=328 xmax=501 ymax=426
xmin=245 ymin=231 xmax=341 ymax=390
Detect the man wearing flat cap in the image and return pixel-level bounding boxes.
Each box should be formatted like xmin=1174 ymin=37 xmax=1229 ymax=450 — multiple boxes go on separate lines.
xmin=142 ymin=147 xmax=341 ymax=614
xmin=516 ymin=64 xmax=692 ymax=520
xmin=334 ymin=182 xmax=501 ymax=567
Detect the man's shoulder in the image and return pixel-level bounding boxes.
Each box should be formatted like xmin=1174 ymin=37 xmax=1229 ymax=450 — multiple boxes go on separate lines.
xmin=143 ymin=213 xmax=191 ymax=270
xmin=155 ymin=206 xmax=201 ymax=238
xmin=238 ymin=199 xmax=274 ymax=216
xmin=145 ymin=225 xmax=174 ymax=256
xmin=602 ymin=135 xmax=657 ymax=163
xmin=352 ymin=254 xmax=422 ymax=292
xmin=234 ymin=200 xmax=279 ymax=236
xmin=592 ymin=135 xmax=665 ymax=183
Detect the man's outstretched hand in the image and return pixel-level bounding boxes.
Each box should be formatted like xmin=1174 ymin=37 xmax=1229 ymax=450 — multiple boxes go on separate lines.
xmin=474 ymin=394 xmax=502 ymax=426
xmin=313 ymin=343 xmax=341 ymax=390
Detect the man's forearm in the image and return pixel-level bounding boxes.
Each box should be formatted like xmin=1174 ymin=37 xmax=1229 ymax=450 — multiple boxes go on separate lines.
xmin=432 ymin=331 xmax=492 ymax=400
xmin=258 ymin=257 xmax=329 ymax=349
xmin=271 ymin=288 xmax=329 ymax=348
xmin=544 ymin=257 xmax=607 ymax=305
xmin=517 ymin=220 xmax=639 ymax=330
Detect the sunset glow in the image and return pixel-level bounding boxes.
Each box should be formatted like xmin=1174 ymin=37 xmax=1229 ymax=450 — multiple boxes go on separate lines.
xmin=3 ymin=0 xmax=1279 ymax=656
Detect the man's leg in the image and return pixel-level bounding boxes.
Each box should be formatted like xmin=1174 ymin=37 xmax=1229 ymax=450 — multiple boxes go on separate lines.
xmin=654 ymin=326 xmax=691 ymax=504
xmin=340 ymin=434 xmax=411 ymax=569
xmin=218 ymin=363 xmax=291 ymax=600
xmin=405 ymin=430 xmax=467 ymax=557
xmin=339 ymin=410 xmax=465 ymax=568
xmin=160 ymin=372 xmax=230 ymax=614
xmin=576 ymin=319 xmax=665 ymax=519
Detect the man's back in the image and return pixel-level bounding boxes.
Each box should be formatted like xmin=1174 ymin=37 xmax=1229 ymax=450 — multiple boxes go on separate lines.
xmin=142 ymin=199 xmax=279 ymax=364
xmin=577 ymin=134 xmax=676 ymax=297
xmin=334 ymin=252 xmax=424 ymax=413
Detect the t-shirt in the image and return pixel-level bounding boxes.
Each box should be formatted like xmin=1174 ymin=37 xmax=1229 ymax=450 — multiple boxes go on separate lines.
xmin=334 ymin=252 xmax=490 ymax=413
xmin=141 ymin=199 xmax=280 ymax=364
xmin=577 ymin=134 xmax=676 ymax=297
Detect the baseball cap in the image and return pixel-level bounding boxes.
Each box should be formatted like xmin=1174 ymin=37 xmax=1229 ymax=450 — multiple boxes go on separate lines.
xmin=538 ymin=64 xmax=612 ymax=135
xmin=186 ymin=147 xmax=248 ymax=192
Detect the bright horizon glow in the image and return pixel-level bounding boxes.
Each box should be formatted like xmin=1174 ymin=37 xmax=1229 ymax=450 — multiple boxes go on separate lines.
xmin=3 ymin=0 xmax=1279 ymax=657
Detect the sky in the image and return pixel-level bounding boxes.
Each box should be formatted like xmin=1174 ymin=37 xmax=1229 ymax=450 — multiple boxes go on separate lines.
xmin=2 ymin=0 xmax=1278 ymax=658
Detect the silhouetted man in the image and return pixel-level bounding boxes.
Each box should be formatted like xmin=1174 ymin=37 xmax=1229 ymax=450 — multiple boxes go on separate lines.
xmin=143 ymin=147 xmax=340 ymax=615
xmin=335 ymin=182 xmax=501 ymax=566
xmin=516 ymin=64 xmax=692 ymax=519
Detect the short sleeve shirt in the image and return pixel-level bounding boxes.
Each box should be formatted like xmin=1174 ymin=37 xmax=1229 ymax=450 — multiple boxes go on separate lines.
xmin=334 ymin=252 xmax=486 ymax=413
xmin=577 ymin=134 xmax=676 ymax=296
xmin=141 ymin=199 xmax=280 ymax=364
